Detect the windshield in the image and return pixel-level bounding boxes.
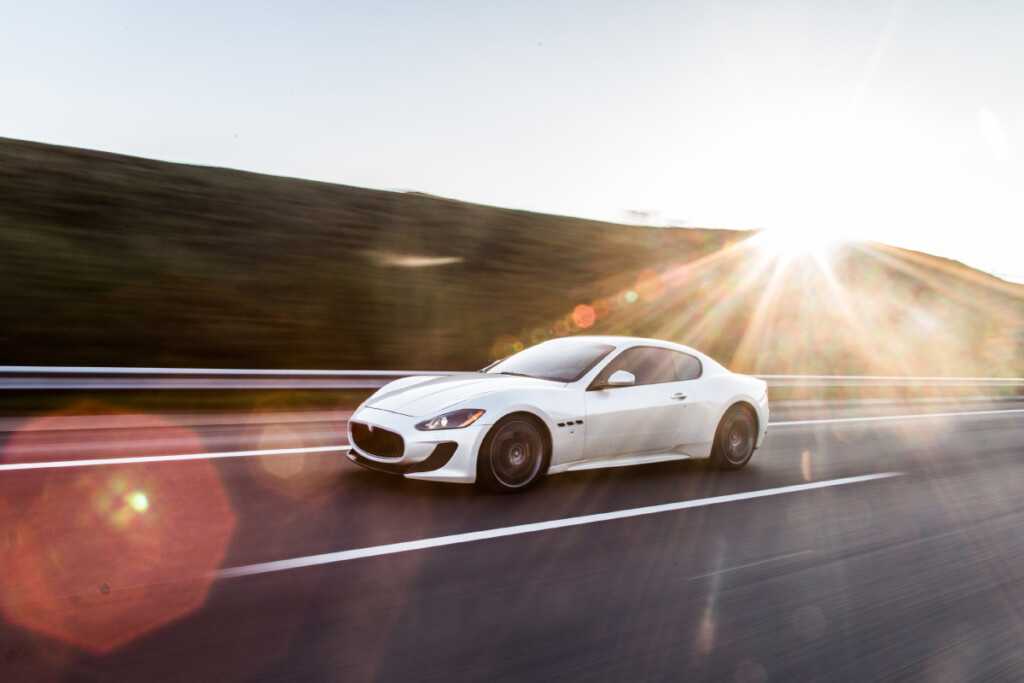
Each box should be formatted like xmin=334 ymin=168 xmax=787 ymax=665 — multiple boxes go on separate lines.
xmin=485 ymin=341 xmax=615 ymax=382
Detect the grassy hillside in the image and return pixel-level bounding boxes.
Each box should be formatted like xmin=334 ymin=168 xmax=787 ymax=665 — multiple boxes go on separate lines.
xmin=1 ymin=137 xmax=1022 ymax=378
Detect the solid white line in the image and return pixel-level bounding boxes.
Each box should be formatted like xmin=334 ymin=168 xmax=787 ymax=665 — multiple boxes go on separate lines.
xmin=216 ymin=472 xmax=903 ymax=579
xmin=769 ymin=408 xmax=1024 ymax=427
xmin=3 ymin=407 xmax=1019 ymax=471
xmin=0 ymin=445 xmax=350 ymax=471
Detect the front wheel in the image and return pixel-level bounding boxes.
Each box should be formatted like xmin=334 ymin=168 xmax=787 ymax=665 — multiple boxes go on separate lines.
xmin=477 ymin=415 xmax=547 ymax=493
xmin=710 ymin=406 xmax=757 ymax=470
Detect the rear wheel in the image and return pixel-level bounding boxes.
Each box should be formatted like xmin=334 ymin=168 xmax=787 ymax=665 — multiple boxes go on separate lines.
xmin=477 ymin=415 xmax=547 ymax=493
xmin=710 ymin=405 xmax=757 ymax=470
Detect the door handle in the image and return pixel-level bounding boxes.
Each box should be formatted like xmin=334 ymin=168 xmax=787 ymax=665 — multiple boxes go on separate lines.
xmin=671 ymin=393 xmax=688 ymax=400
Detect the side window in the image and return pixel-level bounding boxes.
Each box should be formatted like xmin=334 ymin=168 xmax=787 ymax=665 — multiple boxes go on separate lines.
xmin=672 ymin=351 xmax=702 ymax=381
xmin=594 ymin=347 xmax=677 ymax=387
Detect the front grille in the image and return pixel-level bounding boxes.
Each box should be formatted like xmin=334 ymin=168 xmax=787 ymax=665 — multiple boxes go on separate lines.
xmin=350 ymin=422 xmax=404 ymax=459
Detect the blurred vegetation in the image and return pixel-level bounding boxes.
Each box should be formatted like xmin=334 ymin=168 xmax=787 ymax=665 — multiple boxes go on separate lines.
xmin=1 ymin=136 xmax=1022 ymax=380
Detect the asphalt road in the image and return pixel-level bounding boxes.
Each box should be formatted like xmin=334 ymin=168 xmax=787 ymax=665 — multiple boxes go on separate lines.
xmin=1 ymin=401 xmax=1023 ymax=681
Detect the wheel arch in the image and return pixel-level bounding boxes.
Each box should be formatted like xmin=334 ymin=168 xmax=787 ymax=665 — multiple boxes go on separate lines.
xmin=498 ymin=410 xmax=554 ymax=474
xmin=475 ymin=410 xmax=555 ymax=487
xmin=711 ymin=396 xmax=763 ymax=442
xmin=709 ymin=400 xmax=760 ymax=470
xmin=726 ymin=400 xmax=760 ymax=438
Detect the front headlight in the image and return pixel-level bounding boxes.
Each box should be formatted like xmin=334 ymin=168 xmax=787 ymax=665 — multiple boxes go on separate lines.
xmin=415 ymin=409 xmax=485 ymax=431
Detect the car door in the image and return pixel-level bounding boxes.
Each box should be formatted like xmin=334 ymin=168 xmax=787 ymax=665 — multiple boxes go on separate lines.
xmin=666 ymin=350 xmax=713 ymax=452
xmin=583 ymin=347 xmax=691 ymax=460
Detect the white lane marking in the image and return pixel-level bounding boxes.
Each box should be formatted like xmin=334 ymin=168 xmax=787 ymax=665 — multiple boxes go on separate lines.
xmin=1 ymin=407 xmax=1019 ymax=471
xmin=770 ymin=408 xmax=1024 ymax=427
xmin=216 ymin=472 xmax=903 ymax=578
xmin=688 ymin=550 xmax=814 ymax=580
xmin=0 ymin=445 xmax=350 ymax=471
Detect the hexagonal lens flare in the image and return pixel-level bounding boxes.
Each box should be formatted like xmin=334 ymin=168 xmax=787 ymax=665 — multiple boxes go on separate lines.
xmin=0 ymin=408 xmax=236 ymax=653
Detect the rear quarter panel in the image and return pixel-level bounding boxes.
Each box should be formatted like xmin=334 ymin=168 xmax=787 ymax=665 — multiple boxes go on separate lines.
xmin=701 ymin=372 xmax=770 ymax=450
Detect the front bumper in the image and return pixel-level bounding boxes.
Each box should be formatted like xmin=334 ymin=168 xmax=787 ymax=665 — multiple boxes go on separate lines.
xmin=346 ymin=406 xmax=488 ymax=484
xmin=347 ymin=442 xmax=458 ymax=474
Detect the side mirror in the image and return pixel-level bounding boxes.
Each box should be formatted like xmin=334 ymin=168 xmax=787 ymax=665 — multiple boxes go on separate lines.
xmin=604 ymin=370 xmax=635 ymax=388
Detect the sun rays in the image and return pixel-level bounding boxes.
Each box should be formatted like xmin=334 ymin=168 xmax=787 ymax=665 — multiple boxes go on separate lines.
xmin=487 ymin=228 xmax=1024 ymax=381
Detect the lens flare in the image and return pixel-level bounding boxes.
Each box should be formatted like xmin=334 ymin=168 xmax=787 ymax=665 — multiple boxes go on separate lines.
xmin=127 ymin=491 xmax=149 ymax=513
xmin=635 ymin=270 xmax=666 ymax=302
xmin=572 ymin=304 xmax=596 ymax=329
xmin=245 ymin=420 xmax=341 ymax=499
xmin=513 ymin=224 xmax=1021 ymax=384
xmin=662 ymin=263 xmax=689 ymax=287
xmin=490 ymin=335 xmax=523 ymax=360
xmin=0 ymin=406 xmax=236 ymax=654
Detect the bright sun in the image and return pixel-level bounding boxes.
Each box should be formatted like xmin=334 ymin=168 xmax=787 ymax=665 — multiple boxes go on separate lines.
xmin=751 ymin=226 xmax=848 ymax=263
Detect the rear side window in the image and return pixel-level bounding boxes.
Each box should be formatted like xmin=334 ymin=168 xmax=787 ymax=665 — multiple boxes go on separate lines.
xmin=592 ymin=347 xmax=677 ymax=387
xmin=672 ymin=351 xmax=702 ymax=381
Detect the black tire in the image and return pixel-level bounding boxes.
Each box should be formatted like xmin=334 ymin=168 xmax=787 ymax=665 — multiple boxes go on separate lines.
xmin=476 ymin=415 xmax=548 ymax=493
xmin=710 ymin=405 xmax=757 ymax=470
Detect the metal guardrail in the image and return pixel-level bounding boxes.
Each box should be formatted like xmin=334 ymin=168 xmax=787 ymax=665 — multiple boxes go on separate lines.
xmin=0 ymin=367 xmax=441 ymax=390
xmin=1 ymin=367 xmax=1022 ymax=390
xmin=757 ymin=375 xmax=1024 ymax=388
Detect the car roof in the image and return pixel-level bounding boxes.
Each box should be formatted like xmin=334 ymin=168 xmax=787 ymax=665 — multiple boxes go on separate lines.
xmin=541 ymin=335 xmax=725 ymax=372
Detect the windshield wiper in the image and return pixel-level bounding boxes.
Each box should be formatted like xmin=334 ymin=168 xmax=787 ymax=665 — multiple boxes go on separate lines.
xmin=497 ymin=371 xmax=534 ymax=378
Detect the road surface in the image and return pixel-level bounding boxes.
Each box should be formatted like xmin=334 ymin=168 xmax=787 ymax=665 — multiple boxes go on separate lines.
xmin=1 ymin=401 xmax=1022 ymax=681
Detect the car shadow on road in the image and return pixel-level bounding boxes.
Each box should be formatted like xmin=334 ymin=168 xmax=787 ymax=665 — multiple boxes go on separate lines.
xmin=337 ymin=457 xmax=779 ymax=529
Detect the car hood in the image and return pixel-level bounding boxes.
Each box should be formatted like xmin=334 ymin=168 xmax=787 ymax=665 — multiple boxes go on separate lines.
xmin=366 ymin=373 xmax=561 ymax=417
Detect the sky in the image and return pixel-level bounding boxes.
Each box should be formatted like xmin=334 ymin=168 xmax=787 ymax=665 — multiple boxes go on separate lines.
xmin=3 ymin=0 xmax=1022 ymax=281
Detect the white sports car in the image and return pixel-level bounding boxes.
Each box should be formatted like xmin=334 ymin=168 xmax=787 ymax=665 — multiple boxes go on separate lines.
xmin=347 ymin=336 xmax=769 ymax=492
